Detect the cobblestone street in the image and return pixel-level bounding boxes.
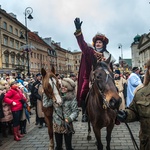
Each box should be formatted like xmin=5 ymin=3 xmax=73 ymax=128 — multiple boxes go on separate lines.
xmin=1 ymin=109 xmax=140 ymax=150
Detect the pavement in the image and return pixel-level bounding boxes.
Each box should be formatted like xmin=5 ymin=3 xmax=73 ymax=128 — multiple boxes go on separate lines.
xmin=0 ymin=108 xmax=140 ymax=150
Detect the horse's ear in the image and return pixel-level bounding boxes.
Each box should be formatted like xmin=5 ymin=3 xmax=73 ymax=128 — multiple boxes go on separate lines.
xmin=41 ymin=68 xmax=46 ymax=77
xmin=105 ymin=54 xmax=111 ymax=64
xmin=51 ymin=66 xmax=56 ymax=75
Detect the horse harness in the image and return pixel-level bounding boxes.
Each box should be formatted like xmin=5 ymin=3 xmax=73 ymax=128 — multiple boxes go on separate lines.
xmin=88 ymin=67 xmax=114 ymax=109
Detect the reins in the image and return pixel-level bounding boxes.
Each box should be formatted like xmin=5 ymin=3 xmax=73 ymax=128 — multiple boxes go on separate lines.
xmin=124 ymin=122 xmax=139 ymax=150
xmin=91 ymin=66 xmax=139 ymax=150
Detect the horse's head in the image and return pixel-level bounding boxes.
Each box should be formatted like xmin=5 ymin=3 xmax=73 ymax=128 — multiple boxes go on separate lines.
xmin=41 ymin=67 xmax=59 ymax=98
xmin=91 ymin=58 xmax=122 ymax=110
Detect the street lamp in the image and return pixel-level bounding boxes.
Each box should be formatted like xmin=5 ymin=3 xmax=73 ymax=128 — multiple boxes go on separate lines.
xmin=118 ymin=43 xmax=123 ymax=59
xmin=118 ymin=43 xmax=123 ymax=68
xmin=24 ymin=7 xmax=33 ymax=76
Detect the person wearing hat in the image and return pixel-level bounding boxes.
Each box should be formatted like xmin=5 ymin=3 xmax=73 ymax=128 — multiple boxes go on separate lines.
xmin=0 ymin=80 xmax=13 ymax=138
xmin=30 ymin=73 xmax=42 ymax=125
xmin=53 ymin=78 xmax=79 ymax=150
xmin=126 ymin=67 xmax=142 ymax=107
xmin=74 ymin=18 xmax=115 ymax=122
xmin=114 ymin=70 xmax=127 ymax=110
xmin=117 ymin=59 xmax=150 ymax=150
xmin=4 ymin=81 xmax=26 ymax=141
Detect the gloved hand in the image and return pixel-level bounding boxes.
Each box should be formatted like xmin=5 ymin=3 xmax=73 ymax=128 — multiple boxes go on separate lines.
xmin=117 ymin=110 xmax=127 ymax=122
xmin=74 ymin=18 xmax=83 ymax=30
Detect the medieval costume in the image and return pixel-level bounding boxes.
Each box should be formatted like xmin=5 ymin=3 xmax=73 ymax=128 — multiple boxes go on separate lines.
xmin=74 ymin=17 xmax=115 ymax=122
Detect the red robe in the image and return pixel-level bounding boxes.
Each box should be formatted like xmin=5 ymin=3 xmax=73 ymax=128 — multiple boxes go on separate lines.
xmin=75 ymin=31 xmax=96 ymax=106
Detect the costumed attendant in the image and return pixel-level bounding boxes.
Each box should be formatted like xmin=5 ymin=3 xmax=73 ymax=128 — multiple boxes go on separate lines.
xmin=117 ymin=59 xmax=150 ymax=150
xmin=4 ymin=80 xmax=26 ymax=141
xmin=54 ymin=78 xmax=79 ymax=150
xmin=74 ymin=18 xmax=115 ymax=122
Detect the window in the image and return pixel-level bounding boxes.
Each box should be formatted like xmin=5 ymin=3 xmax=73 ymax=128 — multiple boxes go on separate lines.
xmin=9 ymin=25 xmax=13 ymax=33
xmin=11 ymin=56 xmax=15 ymax=67
xmin=15 ymin=28 xmax=18 ymax=36
xmin=37 ymin=54 xmax=39 ymax=59
xmin=5 ymin=54 xmax=9 ymax=67
xmin=10 ymin=39 xmax=14 ymax=48
xmin=15 ymin=41 xmax=19 ymax=49
xmin=3 ymin=36 xmax=8 ymax=46
xmin=3 ymin=22 xmax=7 ymax=30
xmin=16 ymin=57 xmax=20 ymax=65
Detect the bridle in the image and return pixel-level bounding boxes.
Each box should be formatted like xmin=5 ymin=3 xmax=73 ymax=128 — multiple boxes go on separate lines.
xmin=90 ymin=66 xmax=114 ymax=109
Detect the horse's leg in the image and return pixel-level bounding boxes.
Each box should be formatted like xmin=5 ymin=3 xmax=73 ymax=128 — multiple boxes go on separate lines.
xmin=93 ymin=126 xmax=103 ymax=150
xmin=44 ymin=114 xmax=54 ymax=150
xmin=106 ymin=123 xmax=114 ymax=150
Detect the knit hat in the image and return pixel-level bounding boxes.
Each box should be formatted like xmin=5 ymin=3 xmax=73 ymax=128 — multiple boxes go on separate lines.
xmin=132 ymin=67 xmax=139 ymax=72
xmin=115 ymin=70 xmax=121 ymax=75
xmin=61 ymin=78 xmax=76 ymax=91
xmin=92 ymin=33 xmax=109 ymax=47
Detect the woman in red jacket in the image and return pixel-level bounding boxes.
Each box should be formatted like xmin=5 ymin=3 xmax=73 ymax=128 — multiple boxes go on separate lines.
xmin=4 ymin=81 xmax=26 ymax=141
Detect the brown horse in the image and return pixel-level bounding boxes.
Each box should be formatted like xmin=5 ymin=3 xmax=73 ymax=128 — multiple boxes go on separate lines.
xmin=41 ymin=67 xmax=61 ymax=150
xmin=86 ymin=58 xmax=122 ymax=150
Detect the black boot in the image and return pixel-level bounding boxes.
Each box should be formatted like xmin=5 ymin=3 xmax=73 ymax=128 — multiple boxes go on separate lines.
xmin=81 ymin=100 xmax=88 ymax=122
xmin=8 ymin=122 xmax=13 ymax=135
xmin=64 ymin=133 xmax=74 ymax=150
xmin=55 ymin=133 xmax=63 ymax=150
xmin=1 ymin=123 xmax=8 ymax=137
xmin=39 ymin=118 xmax=43 ymax=128
xmin=23 ymin=120 xmax=27 ymax=134
xmin=20 ymin=121 xmax=24 ymax=135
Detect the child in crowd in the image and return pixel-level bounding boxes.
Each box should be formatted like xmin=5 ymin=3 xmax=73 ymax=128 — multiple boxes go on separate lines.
xmin=53 ymin=78 xmax=79 ymax=150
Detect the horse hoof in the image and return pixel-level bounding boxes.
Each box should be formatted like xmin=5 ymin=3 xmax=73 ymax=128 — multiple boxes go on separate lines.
xmin=87 ymin=135 xmax=92 ymax=141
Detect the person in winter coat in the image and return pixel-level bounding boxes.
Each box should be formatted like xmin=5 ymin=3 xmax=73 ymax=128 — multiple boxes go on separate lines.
xmin=74 ymin=18 xmax=115 ymax=122
xmin=4 ymin=81 xmax=26 ymax=141
xmin=53 ymin=78 xmax=79 ymax=150
xmin=117 ymin=59 xmax=150 ymax=150
xmin=114 ymin=70 xmax=127 ymax=110
xmin=0 ymin=80 xmax=13 ymax=138
xmin=126 ymin=67 xmax=142 ymax=107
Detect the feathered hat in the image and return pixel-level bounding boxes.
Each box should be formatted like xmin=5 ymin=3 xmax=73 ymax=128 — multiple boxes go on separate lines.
xmin=92 ymin=33 xmax=109 ymax=47
xmin=61 ymin=78 xmax=76 ymax=91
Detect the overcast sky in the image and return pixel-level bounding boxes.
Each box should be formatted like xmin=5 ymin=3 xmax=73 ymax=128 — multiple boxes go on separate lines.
xmin=1 ymin=0 xmax=150 ymax=62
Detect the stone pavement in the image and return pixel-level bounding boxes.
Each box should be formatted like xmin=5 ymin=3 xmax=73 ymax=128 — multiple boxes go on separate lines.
xmin=1 ymin=108 xmax=140 ymax=150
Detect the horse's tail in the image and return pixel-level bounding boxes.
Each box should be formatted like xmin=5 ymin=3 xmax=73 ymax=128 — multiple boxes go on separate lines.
xmin=87 ymin=118 xmax=92 ymax=141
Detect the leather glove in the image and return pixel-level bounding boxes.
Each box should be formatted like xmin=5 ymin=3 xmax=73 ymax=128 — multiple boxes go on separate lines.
xmin=117 ymin=110 xmax=127 ymax=122
xmin=74 ymin=18 xmax=83 ymax=30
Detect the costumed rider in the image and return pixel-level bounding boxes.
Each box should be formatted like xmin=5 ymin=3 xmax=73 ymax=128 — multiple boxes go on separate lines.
xmin=74 ymin=17 xmax=116 ymax=122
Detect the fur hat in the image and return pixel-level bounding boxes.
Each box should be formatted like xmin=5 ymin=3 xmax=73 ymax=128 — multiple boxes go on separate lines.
xmin=8 ymin=79 xmax=15 ymax=86
xmin=92 ymin=33 xmax=109 ymax=47
xmin=0 ymin=80 xmax=8 ymax=86
xmin=61 ymin=78 xmax=76 ymax=91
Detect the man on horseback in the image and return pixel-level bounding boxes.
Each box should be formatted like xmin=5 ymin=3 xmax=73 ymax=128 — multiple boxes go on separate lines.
xmin=74 ymin=18 xmax=115 ymax=122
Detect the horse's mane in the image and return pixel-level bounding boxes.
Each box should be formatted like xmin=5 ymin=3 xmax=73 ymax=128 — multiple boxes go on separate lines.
xmin=42 ymin=68 xmax=60 ymax=99
xmin=143 ymin=59 xmax=150 ymax=86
